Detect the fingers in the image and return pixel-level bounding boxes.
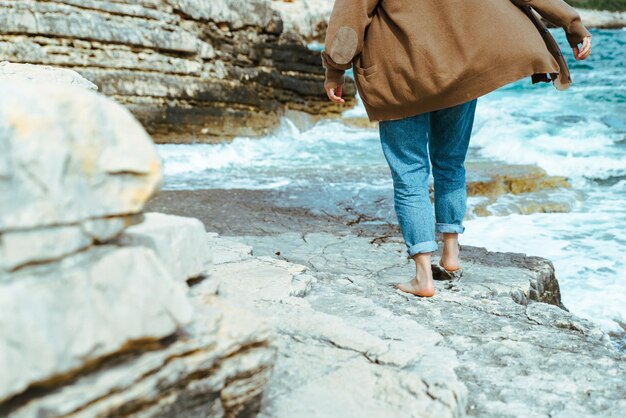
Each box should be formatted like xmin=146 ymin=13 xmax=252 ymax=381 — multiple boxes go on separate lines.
xmin=574 ymin=36 xmax=592 ymax=60
xmin=326 ymin=86 xmax=345 ymax=104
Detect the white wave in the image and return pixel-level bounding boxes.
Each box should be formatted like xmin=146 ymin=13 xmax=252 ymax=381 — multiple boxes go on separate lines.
xmin=471 ymin=95 xmax=626 ymax=180
xmin=462 ymin=211 xmax=626 ymax=333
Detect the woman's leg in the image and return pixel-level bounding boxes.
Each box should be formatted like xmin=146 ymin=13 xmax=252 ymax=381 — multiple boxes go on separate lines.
xmin=379 ymin=113 xmax=436 ymax=297
xmin=428 ymin=98 xmax=478 ymax=270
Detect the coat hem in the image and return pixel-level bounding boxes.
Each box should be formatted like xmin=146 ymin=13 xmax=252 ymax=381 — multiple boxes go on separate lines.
xmin=362 ymin=67 xmax=557 ymax=122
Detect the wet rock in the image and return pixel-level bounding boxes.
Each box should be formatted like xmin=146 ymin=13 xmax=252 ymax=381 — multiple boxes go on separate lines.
xmin=465 ymin=162 xmax=577 ymax=216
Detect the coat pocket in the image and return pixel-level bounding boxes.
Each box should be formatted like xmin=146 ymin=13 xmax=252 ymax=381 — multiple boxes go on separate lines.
xmin=354 ymin=64 xmax=378 ymax=78
xmin=354 ymin=64 xmax=382 ymax=107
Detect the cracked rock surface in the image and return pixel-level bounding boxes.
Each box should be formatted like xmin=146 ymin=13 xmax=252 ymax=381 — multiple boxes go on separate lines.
xmin=214 ymin=231 xmax=625 ymax=417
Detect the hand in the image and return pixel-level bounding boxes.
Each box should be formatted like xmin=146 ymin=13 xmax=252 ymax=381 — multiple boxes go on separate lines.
xmin=573 ymin=35 xmax=591 ymax=60
xmin=324 ymin=81 xmax=345 ymax=104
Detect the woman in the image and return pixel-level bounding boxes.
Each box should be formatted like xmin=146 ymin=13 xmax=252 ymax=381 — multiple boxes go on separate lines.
xmin=322 ymin=0 xmax=592 ymax=297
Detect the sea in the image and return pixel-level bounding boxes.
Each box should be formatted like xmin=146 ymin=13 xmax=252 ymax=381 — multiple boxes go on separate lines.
xmin=157 ymin=28 xmax=626 ymax=350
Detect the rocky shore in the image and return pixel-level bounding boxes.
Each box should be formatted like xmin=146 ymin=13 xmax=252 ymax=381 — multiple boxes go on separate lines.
xmin=2 ymin=60 xmax=625 ymax=417
xmin=145 ymin=185 xmax=626 ymax=417
xmin=0 ymin=63 xmax=276 ymax=417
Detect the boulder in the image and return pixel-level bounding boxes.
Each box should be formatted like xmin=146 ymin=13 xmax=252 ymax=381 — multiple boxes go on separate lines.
xmin=0 ymin=63 xmax=277 ymax=418
xmin=0 ymin=80 xmax=161 ymax=232
xmin=0 ymin=61 xmax=97 ymax=90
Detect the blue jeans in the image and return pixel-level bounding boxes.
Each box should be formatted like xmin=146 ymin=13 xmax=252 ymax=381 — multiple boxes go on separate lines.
xmin=379 ymin=99 xmax=478 ymax=257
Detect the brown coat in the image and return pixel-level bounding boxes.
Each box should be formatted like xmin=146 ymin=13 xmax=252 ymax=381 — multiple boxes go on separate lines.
xmin=321 ymin=0 xmax=591 ymax=121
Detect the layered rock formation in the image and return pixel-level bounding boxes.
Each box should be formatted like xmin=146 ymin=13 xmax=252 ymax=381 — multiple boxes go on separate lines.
xmin=0 ymin=0 xmax=355 ymax=143
xmin=0 ymin=64 xmax=276 ymax=417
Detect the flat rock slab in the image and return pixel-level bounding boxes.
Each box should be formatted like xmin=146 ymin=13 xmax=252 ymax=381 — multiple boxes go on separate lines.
xmin=197 ymin=235 xmax=467 ymax=418
xmin=229 ymin=232 xmax=626 ymax=417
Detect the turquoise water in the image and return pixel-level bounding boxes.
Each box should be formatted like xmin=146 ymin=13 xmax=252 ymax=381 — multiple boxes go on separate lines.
xmin=158 ymin=29 xmax=626 ymax=347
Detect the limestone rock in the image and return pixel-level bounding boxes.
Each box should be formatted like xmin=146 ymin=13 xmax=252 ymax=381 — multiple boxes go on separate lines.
xmin=0 ymin=245 xmax=193 ymax=404
xmin=120 ymin=212 xmax=210 ymax=281
xmin=0 ymin=61 xmax=97 ymax=90
xmin=197 ymin=236 xmax=468 ymax=417
xmin=2 ymin=288 xmax=276 ymax=418
xmin=169 ymin=0 xmax=276 ymax=28
xmin=0 ymin=80 xmax=162 ymax=231
xmin=231 ymin=231 xmax=626 ymax=417
xmin=271 ymin=0 xmax=334 ymax=41
xmin=0 ymin=1 xmax=355 ymax=142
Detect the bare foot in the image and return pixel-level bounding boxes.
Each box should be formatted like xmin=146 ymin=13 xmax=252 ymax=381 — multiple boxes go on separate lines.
xmin=439 ymin=233 xmax=461 ymax=272
xmin=396 ymin=276 xmax=436 ymax=297
xmin=397 ymin=255 xmax=435 ymax=297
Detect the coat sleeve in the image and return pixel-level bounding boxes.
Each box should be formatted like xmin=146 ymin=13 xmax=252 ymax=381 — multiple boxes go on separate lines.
xmin=511 ymin=0 xmax=591 ymax=48
xmin=321 ymin=0 xmax=381 ymax=87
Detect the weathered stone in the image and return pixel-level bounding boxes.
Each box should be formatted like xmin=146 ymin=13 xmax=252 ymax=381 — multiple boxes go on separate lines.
xmin=0 ymin=80 xmax=161 ymax=231
xmin=198 ymin=236 xmax=468 ymax=417
xmin=81 ymin=214 xmax=142 ymax=243
xmin=2 ymin=291 xmax=276 ymax=418
xmin=0 ymin=225 xmax=91 ymax=271
xmin=0 ymin=62 xmax=277 ymax=417
xmin=0 ymin=245 xmax=193 ymax=404
xmin=0 ymin=0 xmax=356 ymax=142
xmin=0 ymin=61 xmax=97 ymax=90
xmin=120 ymin=212 xmax=210 ymax=281
xmin=271 ymin=0 xmax=334 ymax=41
xmin=230 ymin=231 xmax=626 ymax=417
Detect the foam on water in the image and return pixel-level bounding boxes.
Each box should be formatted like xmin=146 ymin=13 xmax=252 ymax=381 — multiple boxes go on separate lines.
xmin=159 ymin=117 xmax=384 ymax=190
xmin=462 ymin=180 xmax=626 ymax=333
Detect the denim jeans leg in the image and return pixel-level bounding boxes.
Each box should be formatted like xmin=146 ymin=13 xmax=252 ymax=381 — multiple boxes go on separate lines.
xmin=379 ymin=114 xmax=438 ymax=257
xmin=429 ymin=98 xmax=478 ymax=234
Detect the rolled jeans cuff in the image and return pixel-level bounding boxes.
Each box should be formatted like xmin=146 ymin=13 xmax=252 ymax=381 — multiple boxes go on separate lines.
xmin=406 ymin=240 xmax=439 ymax=258
xmin=436 ymin=223 xmax=465 ymax=234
